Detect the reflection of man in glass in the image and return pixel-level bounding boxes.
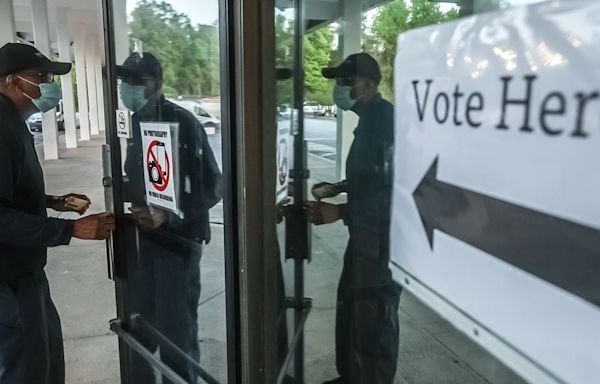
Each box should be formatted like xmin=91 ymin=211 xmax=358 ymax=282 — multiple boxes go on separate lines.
xmin=118 ymin=52 xmax=222 ymax=383
xmin=306 ymin=53 xmax=401 ymax=384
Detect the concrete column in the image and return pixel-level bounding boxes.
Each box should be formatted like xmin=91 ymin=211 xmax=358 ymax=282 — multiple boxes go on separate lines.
xmin=32 ymin=0 xmax=59 ymax=160
xmin=0 ymin=0 xmax=16 ymax=45
xmin=85 ymin=29 xmax=99 ymax=136
xmin=95 ymin=36 xmax=105 ymax=132
xmin=113 ymin=0 xmax=129 ymax=112
xmin=57 ymin=7 xmax=77 ymax=149
xmin=95 ymin=9 xmax=109 ymax=133
xmin=72 ymin=18 xmax=91 ymax=141
xmin=113 ymin=0 xmax=129 ymax=65
xmin=336 ymin=0 xmax=362 ymax=179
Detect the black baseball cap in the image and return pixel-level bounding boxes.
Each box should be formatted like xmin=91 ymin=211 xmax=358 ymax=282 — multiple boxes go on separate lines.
xmin=0 ymin=43 xmax=71 ymax=77
xmin=116 ymin=52 xmax=163 ymax=81
xmin=322 ymin=53 xmax=382 ymax=85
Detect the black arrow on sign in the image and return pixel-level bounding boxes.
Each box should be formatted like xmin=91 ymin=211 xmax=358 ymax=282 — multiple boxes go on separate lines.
xmin=413 ymin=157 xmax=600 ymax=308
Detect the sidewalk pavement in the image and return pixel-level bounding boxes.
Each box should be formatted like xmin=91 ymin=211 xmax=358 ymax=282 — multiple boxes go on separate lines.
xmin=38 ymin=135 xmax=120 ymax=384
xmin=38 ymin=134 xmax=230 ymax=384
xmin=305 ymin=222 xmax=526 ymax=384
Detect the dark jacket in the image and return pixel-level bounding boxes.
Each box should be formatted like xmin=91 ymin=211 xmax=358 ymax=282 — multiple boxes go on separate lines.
xmin=345 ymin=94 xmax=395 ymax=288
xmin=124 ymin=96 xmax=222 ymax=247
xmin=0 ymin=95 xmax=73 ymax=281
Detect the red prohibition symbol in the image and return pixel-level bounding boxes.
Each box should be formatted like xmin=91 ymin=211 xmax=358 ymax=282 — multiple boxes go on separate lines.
xmin=146 ymin=140 xmax=170 ymax=192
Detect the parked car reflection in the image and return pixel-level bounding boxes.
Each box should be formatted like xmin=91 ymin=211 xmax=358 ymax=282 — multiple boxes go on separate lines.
xmin=168 ymin=98 xmax=221 ymax=134
xmin=25 ymin=100 xmax=81 ymax=132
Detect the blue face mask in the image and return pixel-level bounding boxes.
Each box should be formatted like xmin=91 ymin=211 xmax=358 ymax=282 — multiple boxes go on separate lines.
xmin=333 ymin=84 xmax=357 ymax=111
xmin=119 ymin=82 xmax=149 ymax=112
xmin=18 ymin=76 xmax=61 ymax=113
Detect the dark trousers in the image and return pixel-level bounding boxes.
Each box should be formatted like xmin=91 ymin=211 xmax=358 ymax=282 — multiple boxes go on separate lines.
xmin=129 ymin=239 xmax=202 ymax=384
xmin=335 ymin=251 xmax=401 ymax=384
xmin=0 ymin=271 xmax=65 ymax=384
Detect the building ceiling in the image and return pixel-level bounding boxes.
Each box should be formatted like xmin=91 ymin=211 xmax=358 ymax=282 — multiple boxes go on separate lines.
xmin=12 ymin=0 xmax=100 ymax=48
xmin=275 ymin=0 xmax=390 ymax=32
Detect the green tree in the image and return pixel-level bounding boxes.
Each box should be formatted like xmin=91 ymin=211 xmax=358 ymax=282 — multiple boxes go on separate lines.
xmin=304 ymin=26 xmax=334 ymax=106
xmin=128 ymin=0 xmax=220 ymax=97
xmin=275 ymin=13 xmax=294 ymax=106
xmin=274 ymin=16 xmax=335 ymax=109
xmin=196 ymin=24 xmax=220 ymax=96
xmin=364 ymin=0 xmax=458 ymax=99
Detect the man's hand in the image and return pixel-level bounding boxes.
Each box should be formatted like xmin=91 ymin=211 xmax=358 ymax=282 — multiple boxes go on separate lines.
xmin=129 ymin=206 xmax=168 ymax=232
xmin=48 ymin=194 xmax=91 ymax=215
xmin=305 ymin=201 xmax=343 ymax=225
xmin=276 ymin=198 xmax=291 ymax=224
xmin=73 ymin=213 xmax=115 ymax=240
xmin=312 ymin=182 xmax=342 ymax=200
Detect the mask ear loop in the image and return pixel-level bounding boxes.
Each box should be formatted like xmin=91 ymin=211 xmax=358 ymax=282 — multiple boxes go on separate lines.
xmin=16 ymin=76 xmax=40 ymax=101
xmin=17 ymin=75 xmax=42 ymax=88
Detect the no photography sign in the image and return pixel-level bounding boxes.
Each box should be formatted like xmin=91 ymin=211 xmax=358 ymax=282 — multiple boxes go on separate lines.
xmin=140 ymin=122 xmax=179 ymax=213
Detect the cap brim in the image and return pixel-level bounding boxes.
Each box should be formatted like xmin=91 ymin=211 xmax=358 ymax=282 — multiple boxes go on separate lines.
xmin=116 ymin=65 xmax=137 ymax=78
xmin=116 ymin=64 xmax=160 ymax=80
xmin=36 ymin=60 xmax=72 ymax=76
xmin=322 ymin=67 xmax=339 ymax=79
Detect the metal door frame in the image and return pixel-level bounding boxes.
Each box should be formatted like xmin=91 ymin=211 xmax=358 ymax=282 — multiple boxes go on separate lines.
xmin=100 ymin=0 xmax=242 ymax=382
xmin=225 ymin=0 xmax=284 ymax=381
xmin=215 ymin=0 xmax=313 ymax=381
xmin=100 ymin=0 xmax=311 ymax=382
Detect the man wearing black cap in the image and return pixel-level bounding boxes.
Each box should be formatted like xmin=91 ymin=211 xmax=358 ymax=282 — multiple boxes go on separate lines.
xmin=306 ymin=53 xmax=401 ymax=384
xmin=117 ymin=52 xmax=222 ymax=383
xmin=0 ymin=43 xmax=115 ymax=384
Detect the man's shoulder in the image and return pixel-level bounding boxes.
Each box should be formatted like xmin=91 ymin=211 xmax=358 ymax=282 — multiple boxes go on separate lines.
xmin=0 ymin=97 xmax=23 ymax=148
xmin=362 ymin=96 xmax=393 ymax=128
xmin=362 ymin=95 xmax=393 ymax=121
xmin=0 ymin=95 xmax=18 ymax=122
xmin=163 ymin=99 xmax=199 ymax=125
xmin=375 ymin=96 xmax=394 ymax=115
xmin=161 ymin=99 xmax=205 ymax=142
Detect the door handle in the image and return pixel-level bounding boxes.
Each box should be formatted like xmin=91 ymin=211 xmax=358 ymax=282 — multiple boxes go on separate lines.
xmin=102 ymin=144 xmax=115 ymax=280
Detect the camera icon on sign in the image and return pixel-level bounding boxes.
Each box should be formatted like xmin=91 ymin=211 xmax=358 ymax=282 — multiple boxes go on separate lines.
xmin=148 ymin=161 xmax=163 ymax=185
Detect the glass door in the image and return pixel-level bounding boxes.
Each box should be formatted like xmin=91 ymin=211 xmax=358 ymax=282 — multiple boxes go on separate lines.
xmin=273 ymin=0 xmax=311 ymax=381
xmin=101 ymin=1 xmax=232 ymax=383
xmin=297 ymin=1 xmax=541 ymax=383
xmin=97 ymin=0 xmax=578 ymax=383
